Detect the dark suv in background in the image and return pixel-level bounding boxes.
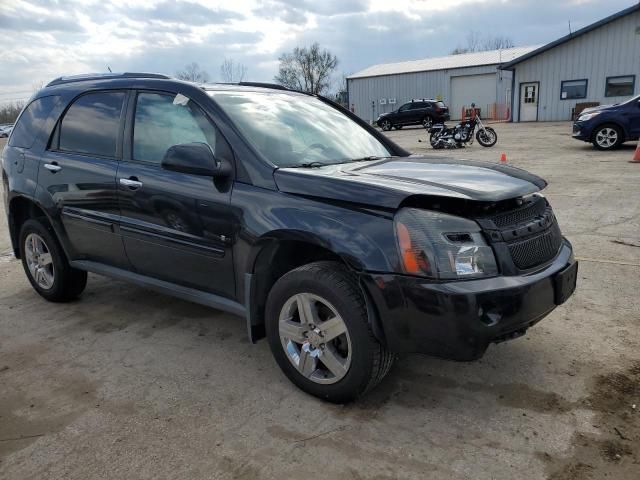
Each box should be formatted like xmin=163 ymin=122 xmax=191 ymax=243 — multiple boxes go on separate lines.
xmin=377 ymin=99 xmax=450 ymax=131
xmin=2 ymin=73 xmax=577 ymax=403
xmin=572 ymin=94 xmax=640 ymax=150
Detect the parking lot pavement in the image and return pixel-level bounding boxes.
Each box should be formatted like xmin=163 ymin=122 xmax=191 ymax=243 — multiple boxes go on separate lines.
xmin=0 ymin=125 xmax=638 ymax=480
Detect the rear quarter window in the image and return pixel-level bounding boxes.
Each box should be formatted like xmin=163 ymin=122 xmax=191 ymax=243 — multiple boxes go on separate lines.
xmin=8 ymin=96 xmax=60 ymax=149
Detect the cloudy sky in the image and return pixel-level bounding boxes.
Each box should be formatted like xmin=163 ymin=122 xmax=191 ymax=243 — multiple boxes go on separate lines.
xmin=0 ymin=0 xmax=634 ymax=104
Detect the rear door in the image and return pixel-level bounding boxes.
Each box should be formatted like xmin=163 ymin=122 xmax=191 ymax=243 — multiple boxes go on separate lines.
xmin=40 ymin=90 xmax=129 ymax=268
xmin=410 ymin=102 xmax=428 ymax=123
xmin=117 ymin=90 xmax=235 ymax=298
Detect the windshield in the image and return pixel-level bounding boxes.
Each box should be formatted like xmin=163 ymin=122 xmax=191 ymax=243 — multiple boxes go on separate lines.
xmin=209 ymin=91 xmax=391 ymax=167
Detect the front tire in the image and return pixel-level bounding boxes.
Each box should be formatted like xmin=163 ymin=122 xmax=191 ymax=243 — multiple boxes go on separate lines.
xmin=430 ymin=131 xmax=444 ymax=149
xmin=476 ymin=127 xmax=497 ymax=147
xmin=380 ymin=119 xmax=392 ymax=131
xmin=265 ymin=261 xmax=394 ymax=403
xmin=19 ymin=218 xmax=87 ymax=302
xmin=592 ymin=124 xmax=623 ymax=150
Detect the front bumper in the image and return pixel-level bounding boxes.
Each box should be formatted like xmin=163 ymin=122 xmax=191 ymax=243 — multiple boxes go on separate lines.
xmin=572 ymin=122 xmax=590 ymax=141
xmin=362 ymin=241 xmax=577 ymax=361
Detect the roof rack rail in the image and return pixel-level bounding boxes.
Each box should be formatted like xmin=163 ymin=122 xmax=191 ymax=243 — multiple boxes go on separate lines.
xmin=46 ymin=72 xmax=171 ymax=87
xmin=237 ymin=81 xmax=290 ymax=91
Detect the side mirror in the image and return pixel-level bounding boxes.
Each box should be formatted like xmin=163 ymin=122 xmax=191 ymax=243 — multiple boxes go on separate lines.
xmin=161 ymin=142 xmax=231 ymax=177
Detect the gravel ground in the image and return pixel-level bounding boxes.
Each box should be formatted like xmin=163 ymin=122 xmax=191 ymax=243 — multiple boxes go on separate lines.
xmin=0 ymin=124 xmax=638 ymax=480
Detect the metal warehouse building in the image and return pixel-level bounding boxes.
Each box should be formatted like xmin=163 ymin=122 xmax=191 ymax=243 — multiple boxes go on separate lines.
xmin=347 ymin=46 xmax=538 ymax=123
xmin=502 ymin=4 xmax=640 ymax=122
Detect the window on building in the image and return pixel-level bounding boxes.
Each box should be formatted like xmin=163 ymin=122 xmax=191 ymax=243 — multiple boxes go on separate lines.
xmin=605 ymin=76 xmax=635 ymax=97
xmin=560 ymin=79 xmax=588 ymax=100
xmin=58 ymin=91 xmax=125 ymax=157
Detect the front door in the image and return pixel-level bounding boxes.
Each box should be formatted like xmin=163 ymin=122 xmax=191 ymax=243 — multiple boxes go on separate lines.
xmin=117 ymin=90 xmax=235 ymax=298
xmin=40 ymin=90 xmax=129 ymax=268
xmin=520 ymin=83 xmax=539 ymax=122
xmin=626 ymin=98 xmax=640 ymax=138
xmin=396 ymin=103 xmax=412 ymax=125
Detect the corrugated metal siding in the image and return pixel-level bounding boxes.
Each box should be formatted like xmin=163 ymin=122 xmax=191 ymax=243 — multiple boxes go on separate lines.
xmin=512 ymin=10 xmax=640 ymax=122
xmin=347 ymin=65 xmax=513 ymax=123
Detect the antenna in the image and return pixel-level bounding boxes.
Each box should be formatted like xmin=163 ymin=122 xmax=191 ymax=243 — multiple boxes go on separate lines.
xmin=568 ymin=20 xmax=572 ymax=35
xmin=107 ymin=66 xmax=112 ymax=73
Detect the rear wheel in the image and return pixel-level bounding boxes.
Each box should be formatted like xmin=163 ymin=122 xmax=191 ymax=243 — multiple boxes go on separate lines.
xmin=19 ymin=219 xmax=87 ymax=302
xmin=422 ymin=116 xmax=433 ymax=129
xmin=592 ymin=124 xmax=623 ymax=150
xmin=265 ymin=261 xmax=394 ymax=403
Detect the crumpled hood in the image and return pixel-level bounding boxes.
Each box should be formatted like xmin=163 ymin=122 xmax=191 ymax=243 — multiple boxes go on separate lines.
xmin=274 ymin=156 xmax=547 ymax=209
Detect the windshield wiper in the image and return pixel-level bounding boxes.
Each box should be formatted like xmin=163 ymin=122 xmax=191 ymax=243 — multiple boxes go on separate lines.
xmin=289 ymin=161 xmax=327 ymax=168
xmin=350 ymin=156 xmax=390 ymax=162
xmin=287 ymin=156 xmax=393 ymax=168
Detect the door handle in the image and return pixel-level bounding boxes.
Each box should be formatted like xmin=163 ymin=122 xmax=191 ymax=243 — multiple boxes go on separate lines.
xmin=44 ymin=162 xmax=62 ymax=173
xmin=119 ymin=177 xmax=143 ymax=189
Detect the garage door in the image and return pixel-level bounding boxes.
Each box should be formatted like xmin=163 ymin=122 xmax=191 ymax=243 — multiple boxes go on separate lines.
xmin=450 ymin=74 xmax=496 ymax=120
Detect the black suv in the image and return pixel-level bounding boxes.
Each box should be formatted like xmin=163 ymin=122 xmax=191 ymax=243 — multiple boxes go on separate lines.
xmin=377 ymin=99 xmax=450 ymax=131
xmin=2 ymin=73 xmax=577 ymax=403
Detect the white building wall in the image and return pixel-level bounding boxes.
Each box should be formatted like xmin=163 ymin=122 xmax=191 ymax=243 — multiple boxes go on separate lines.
xmin=347 ymin=65 xmax=513 ymax=123
xmin=511 ymin=9 xmax=640 ymax=122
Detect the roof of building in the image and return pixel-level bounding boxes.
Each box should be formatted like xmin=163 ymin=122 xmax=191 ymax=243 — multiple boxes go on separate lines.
xmin=347 ymin=46 xmax=540 ymax=80
xmin=501 ymin=4 xmax=640 ymax=70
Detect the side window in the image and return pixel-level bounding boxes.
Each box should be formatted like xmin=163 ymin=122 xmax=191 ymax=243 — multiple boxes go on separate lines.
xmin=9 ymin=95 xmax=60 ymax=149
xmin=58 ymin=91 xmax=125 ymax=157
xmin=133 ymin=92 xmax=217 ymax=164
xmin=398 ymin=103 xmax=411 ymax=112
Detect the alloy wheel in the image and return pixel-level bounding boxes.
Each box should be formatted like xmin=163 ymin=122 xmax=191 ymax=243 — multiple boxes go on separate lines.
xmin=24 ymin=233 xmax=55 ymax=290
xmin=278 ymin=293 xmax=352 ymax=384
xmin=595 ymin=127 xmax=618 ymax=148
xmin=422 ymin=117 xmax=433 ymax=129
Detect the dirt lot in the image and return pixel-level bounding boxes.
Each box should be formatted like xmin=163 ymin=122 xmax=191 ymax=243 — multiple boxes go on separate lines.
xmin=0 ymin=123 xmax=639 ymax=480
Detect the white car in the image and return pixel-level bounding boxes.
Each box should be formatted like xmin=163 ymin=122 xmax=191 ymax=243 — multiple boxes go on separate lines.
xmin=0 ymin=125 xmax=13 ymax=138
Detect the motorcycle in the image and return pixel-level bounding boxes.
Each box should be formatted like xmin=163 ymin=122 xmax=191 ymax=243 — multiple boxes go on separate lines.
xmin=428 ymin=106 xmax=497 ymax=149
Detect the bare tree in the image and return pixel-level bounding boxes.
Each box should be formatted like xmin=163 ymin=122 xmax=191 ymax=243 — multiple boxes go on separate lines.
xmin=274 ymin=43 xmax=338 ymax=94
xmin=175 ymin=62 xmax=210 ymax=83
xmin=482 ymin=35 xmax=515 ymax=51
xmin=450 ymin=31 xmax=515 ymax=55
xmin=220 ymin=58 xmax=248 ymax=83
xmin=0 ymin=101 xmax=25 ymax=124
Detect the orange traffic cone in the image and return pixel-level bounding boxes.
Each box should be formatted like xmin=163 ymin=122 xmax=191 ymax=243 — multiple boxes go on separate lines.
xmin=631 ymin=143 xmax=640 ymax=163
xmin=500 ymin=153 xmax=507 ymax=163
